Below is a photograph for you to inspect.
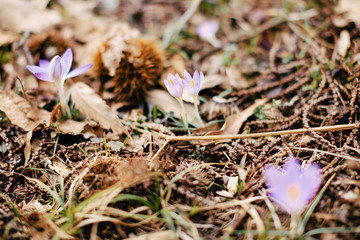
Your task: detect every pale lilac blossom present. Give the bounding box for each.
[26,48,93,117]
[26,48,93,85]
[183,70,204,127]
[164,73,184,99]
[196,20,221,48]
[164,73,188,128]
[196,20,219,39]
[264,157,322,214]
[183,70,203,97]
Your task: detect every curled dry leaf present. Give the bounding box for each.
[204,99,268,144]
[0,90,50,131]
[70,82,130,136]
[56,119,88,135]
[296,135,315,147]
[24,131,33,165]
[52,159,71,177]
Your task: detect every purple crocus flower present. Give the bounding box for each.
[264,157,322,214]
[164,73,184,99]
[26,48,93,85]
[183,70,203,97]
[26,48,93,117]
[196,20,219,40]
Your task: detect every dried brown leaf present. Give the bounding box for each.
[52,160,71,176]
[296,135,315,147]
[24,131,33,164]
[56,119,88,135]
[0,90,50,131]
[70,82,129,136]
[203,99,267,144]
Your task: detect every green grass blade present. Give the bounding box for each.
[0,192,20,217]
[111,193,155,210]
[303,227,360,237]
[298,173,336,235]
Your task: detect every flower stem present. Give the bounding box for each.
[177,98,189,130]
[58,85,71,117]
[208,36,222,48]
[193,97,204,128]
[290,213,300,238]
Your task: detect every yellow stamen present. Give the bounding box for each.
[169,79,174,85]
[191,79,195,87]
[288,184,299,200]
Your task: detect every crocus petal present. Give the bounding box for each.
[35,72,53,82]
[200,72,204,88]
[184,70,192,82]
[197,20,219,39]
[39,59,50,69]
[164,80,177,97]
[164,73,183,98]
[66,63,93,79]
[26,65,46,75]
[167,73,175,80]
[175,73,183,83]
[61,48,73,75]
[193,70,202,93]
[60,57,71,80]
[264,157,322,215]
[299,164,322,202]
[264,165,284,188]
[193,70,200,82]
[49,56,63,82]
[283,157,302,183]
[182,70,204,97]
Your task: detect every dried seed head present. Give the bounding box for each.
[93,38,164,102]
[78,156,149,199]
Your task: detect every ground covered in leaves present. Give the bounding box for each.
[0,0,360,239]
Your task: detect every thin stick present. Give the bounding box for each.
[150,140,170,162]
[290,147,360,162]
[16,76,28,101]
[156,123,356,142]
